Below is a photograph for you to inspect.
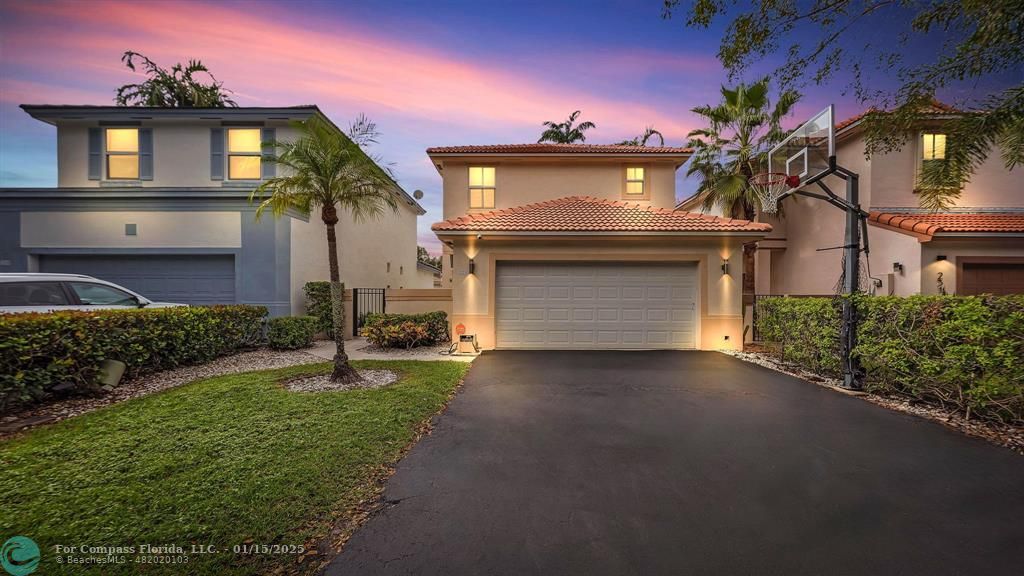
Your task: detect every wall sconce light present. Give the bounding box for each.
[721,258,730,275]
[892,262,904,274]
[468,259,475,275]
[936,255,947,261]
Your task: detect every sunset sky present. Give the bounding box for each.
[0,0,1006,253]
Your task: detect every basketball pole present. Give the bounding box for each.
[778,161,867,390]
[838,168,865,390]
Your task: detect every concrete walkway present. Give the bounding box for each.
[308,337,476,363]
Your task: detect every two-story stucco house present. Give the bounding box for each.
[0,104,429,316]
[752,103,1024,299]
[427,143,771,351]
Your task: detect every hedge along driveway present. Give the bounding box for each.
[756,295,1024,423]
[0,360,469,575]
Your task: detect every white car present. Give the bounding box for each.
[0,273,187,313]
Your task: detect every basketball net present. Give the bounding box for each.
[749,172,800,214]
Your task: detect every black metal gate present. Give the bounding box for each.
[352,288,386,336]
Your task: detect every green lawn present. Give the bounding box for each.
[0,360,469,575]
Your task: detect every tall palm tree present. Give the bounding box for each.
[538,110,596,143]
[250,114,399,383]
[685,78,800,302]
[616,126,665,146]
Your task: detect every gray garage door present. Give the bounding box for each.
[495,262,697,349]
[39,254,236,305]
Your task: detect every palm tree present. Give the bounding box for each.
[116,51,236,107]
[250,114,399,383]
[616,126,665,146]
[685,78,800,302]
[538,110,596,143]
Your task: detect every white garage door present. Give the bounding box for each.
[496,262,697,349]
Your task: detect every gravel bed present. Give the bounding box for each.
[284,370,399,393]
[0,348,323,439]
[723,349,1024,455]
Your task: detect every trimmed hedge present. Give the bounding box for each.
[756,295,1024,423]
[361,311,449,349]
[303,281,334,338]
[0,305,267,411]
[267,315,318,350]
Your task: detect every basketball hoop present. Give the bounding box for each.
[749,172,800,213]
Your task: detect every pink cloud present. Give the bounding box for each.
[0,0,700,141]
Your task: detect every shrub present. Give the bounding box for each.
[0,305,267,411]
[267,316,319,350]
[303,281,334,338]
[360,311,449,349]
[756,295,1024,423]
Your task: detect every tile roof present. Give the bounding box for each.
[869,211,1024,238]
[835,100,961,133]
[426,143,693,154]
[432,196,771,233]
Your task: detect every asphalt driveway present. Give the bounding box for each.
[327,351,1024,575]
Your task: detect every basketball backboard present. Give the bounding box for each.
[768,105,835,194]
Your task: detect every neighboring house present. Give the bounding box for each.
[0,105,426,316]
[427,143,771,350]
[417,260,442,288]
[759,102,1024,298]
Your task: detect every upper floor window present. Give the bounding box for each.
[921,133,946,162]
[625,167,645,195]
[106,128,139,179]
[227,128,262,180]
[469,166,495,209]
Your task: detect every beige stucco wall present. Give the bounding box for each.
[853,133,1022,209]
[415,267,439,288]
[921,239,1024,295]
[56,121,300,188]
[21,211,241,248]
[438,159,680,218]
[289,200,422,315]
[441,236,748,351]
[864,226,923,296]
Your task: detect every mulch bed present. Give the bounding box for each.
[723,349,1024,455]
[284,370,399,393]
[0,348,323,439]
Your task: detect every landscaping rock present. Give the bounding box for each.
[0,348,323,439]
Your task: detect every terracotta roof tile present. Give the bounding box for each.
[869,211,1024,238]
[432,196,772,233]
[426,143,693,154]
[835,100,961,133]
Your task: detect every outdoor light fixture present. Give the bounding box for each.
[936,255,948,261]
[721,258,730,275]
[892,262,904,274]
[468,259,475,275]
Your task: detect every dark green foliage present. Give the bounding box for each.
[755,296,843,376]
[664,0,1024,208]
[538,110,596,144]
[303,281,334,337]
[267,316,319,350]
[361,311,449,349]
[757,295,1024,423]
[0,305,266,411]
[417,246,441,269]
[115,51,237,107]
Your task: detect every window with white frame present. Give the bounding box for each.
[227,128,262,180]
[625,167,645,195]
[469,166,495,209]
[106,128,139,179]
